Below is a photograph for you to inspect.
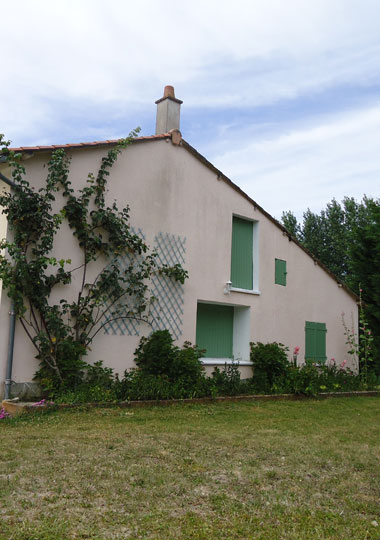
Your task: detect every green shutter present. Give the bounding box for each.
[315,323,327,364]
[305,321,327,364]
[305,321,316,362]
[275,258,287,286]
[230,217,253,290]
[196,303,233,358]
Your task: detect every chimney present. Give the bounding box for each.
[155,85,183,135]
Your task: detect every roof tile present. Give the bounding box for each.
[9,133,171,153]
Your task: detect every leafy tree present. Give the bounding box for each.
[250,342,290,392]
[0,132,188,392]
[350,199,380,364]
[282,198,368,282]
[301,208,325,262]
[281,196,380,372]
[281,210,301,241]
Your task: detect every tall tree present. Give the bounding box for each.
[281,196,380,373]
[350,198,380,359]
[281,210,301,241]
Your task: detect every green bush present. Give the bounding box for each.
[52,331,378,403]
[249,342,367,395]
[365,370,380,389]
[133,330,205,386]
[211,363,244,396]
[117,369,212,401]
[34,338,88,395]
[53,361,119,403]
[85,361,116,389]
[279,364,322,395]
[250,342,290,392]
[112,330,208,400]
[134,330,177,377]
[54,385,118,405]
[272,362,365,396]
[168,341,205,383]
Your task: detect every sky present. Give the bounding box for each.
[2,0,380,222]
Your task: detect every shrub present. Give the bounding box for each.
[52,331,378,404]
[54,385,118,405]
[168,341,205,383]
[52,331,207,403]
[84,361,116,389]
[53,361,119,403]
[273,362,365,396]
[133,330,205,385]
[250,342,290,392]
[117,369,211,401]
[211,363,243,396]
[282,364,322,396]
[365,370,380,389]
[110,330,208,401]
[134,330,177,377]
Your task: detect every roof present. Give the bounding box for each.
[4,130,359,301]
[7,133,171,153]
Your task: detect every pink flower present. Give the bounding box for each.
[340,360,347,369]
[31,399,54,407]
[31,399,46,407]
[0,407,10,419]
[330,358,335,364]
[293,346,300,355]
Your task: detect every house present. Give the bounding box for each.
[0,86,359,398]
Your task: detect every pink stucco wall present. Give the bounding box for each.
[0,138,359,392]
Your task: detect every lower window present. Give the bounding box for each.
[305,321,327,364]
[196,303,233,358]
[195,302,250,363]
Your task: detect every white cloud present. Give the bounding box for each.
[2,0,380,110]
[1,0,380,217]
[212,103,380,220]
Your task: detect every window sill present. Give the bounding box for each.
[202,358,253,366]
[230,287,260,295]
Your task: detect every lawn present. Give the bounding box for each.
[0,397,379,540]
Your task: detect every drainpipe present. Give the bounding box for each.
[4,304,16,399]
[0,170,17,399]
[0,171,17,189]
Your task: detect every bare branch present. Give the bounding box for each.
[85,315,152,346]
[19,318,40,353]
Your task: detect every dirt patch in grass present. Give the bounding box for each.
[0,397,379,539]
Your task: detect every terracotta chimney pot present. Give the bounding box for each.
[163,85,175,99]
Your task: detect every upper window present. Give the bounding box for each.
[275,258,287,286]
[305,321,327,364]
[230,216,253,290]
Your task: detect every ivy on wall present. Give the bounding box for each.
[0,132,188,392]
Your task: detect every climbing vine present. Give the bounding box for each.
[0,131,188,392]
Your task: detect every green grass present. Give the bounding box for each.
[1,397,380,539]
